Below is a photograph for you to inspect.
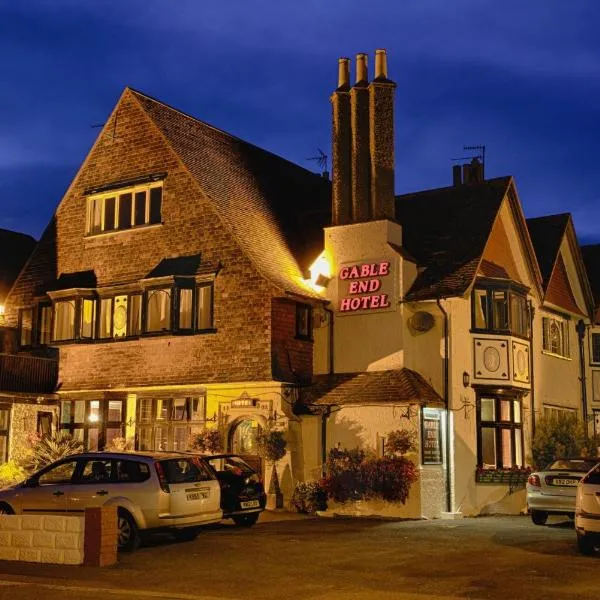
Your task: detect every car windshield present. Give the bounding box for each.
[546,459,597,472]
[207,456,254,475]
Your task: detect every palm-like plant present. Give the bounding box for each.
[20,431,83,473]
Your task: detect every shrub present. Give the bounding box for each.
[385,430,416,456]
[19,431,83,473]
[106,437,130,451]
[532,413,600,469]
[291,481,328,514]
[190,429,223,454]
[321,447,419,505]
[0,461,27,489]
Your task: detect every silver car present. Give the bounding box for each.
[575,463,600,555]
[0,451,222,551]
[526,458,599,525]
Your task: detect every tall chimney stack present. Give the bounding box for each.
[350,53,371,222]
[369,48,396,220]
[331,58,352,225]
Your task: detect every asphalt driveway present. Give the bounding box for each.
[0,513,596,600]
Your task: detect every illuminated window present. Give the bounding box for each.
[85,183,162,235]
[477,395,523,470]
[53,300,76,341]
[19,307,33,347]
[146,288,172,332]
[542,316,570,358]
[591,333,600,364]
[196,284,213,331]
[80,298,97,340]
[179,288,193,330]
[38,304,52,345]
[59,399,124,450]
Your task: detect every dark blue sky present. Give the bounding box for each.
[1,1,599,243]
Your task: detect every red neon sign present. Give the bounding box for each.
[338,261,391,312]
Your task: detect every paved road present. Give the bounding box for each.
[0,514,596,600]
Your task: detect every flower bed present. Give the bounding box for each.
[475,468,530,487]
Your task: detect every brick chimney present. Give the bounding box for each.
[331,58,352,225]
[350,53,371,222]
[369,49,396,220]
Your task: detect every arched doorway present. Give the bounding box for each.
[229,417,263,454]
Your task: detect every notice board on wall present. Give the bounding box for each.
[421,408,442,465]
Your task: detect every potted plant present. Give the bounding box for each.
[257,428,287,509]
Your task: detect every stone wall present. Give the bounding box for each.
[0,515,84,564]
[9,402,59,463]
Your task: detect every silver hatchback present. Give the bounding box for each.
[526,458,599,525]
[0,451,222,550]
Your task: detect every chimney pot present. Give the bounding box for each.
[338,58,350,89]
[375,49,388,79]
[452,165,462,186]
[356,53,368,84]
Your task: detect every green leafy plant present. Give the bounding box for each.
[19,431,83,473]
[256,429,287,463]
[531,413,600,469]
[190,429,223,454]
[0,461,27,489]
[291,481,328,514]
[106,436,131,451]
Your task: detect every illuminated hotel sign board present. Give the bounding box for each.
[337,260,395,314]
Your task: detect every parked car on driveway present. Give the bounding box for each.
[526,458,599,525]
[205,454,266,526]
[0,451,222,551]
[575,462,600,555]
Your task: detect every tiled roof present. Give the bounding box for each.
[526,214,570,289]
[395,177,512,300]
[302,368,443,407]
[478,259,510,279]
[0,228,36,302]
[129,89,331,298]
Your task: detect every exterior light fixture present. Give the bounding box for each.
[308,252,332,291]
[0,304,4,324]
[315,273,331,288]
[462,371,470,388]
[89,414,100,423]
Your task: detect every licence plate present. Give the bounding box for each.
[187,491,209,501]
[241,500,260,509]
[551,479,578,487]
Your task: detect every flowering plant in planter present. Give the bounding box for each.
[190,429,223,454]
[291,481,328,514]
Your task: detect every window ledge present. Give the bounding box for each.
[84,223,163,240]
[541,350,571,361]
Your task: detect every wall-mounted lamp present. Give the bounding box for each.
[0,304,5,325]
[315,273,331,288]
[462,371,470,388]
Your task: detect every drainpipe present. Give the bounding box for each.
[436,298,452,513]
[576,319,589,437]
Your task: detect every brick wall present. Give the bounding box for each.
[271,298,313,384]
[5,90,304,389]
[0,515,84,564]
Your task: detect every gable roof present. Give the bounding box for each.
[0,228,36,302]
[128,89,331,298]
[526,214,570,289]
[302,368,443,407]
[395,177,512,300]
[581,244,600,318]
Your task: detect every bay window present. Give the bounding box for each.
[477,395,523,470]
[542,316,570,358]
[53,300,76,341]
[60,399,124,450]
[472,283,529,338]
[146,288,172,332]
[80,298,97,340]
[19,308,33,347]
[38,304,52,345]
[196,283,213,331]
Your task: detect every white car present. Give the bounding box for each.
[575,462,600,555]
[0,451,222,551]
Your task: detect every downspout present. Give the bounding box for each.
[576,319,589,437]
[436,298,452,513]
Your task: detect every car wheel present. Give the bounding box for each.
[173,527,200,542]
[233,513,259,527]
[0,503,14,515]
[577,533,597,556]
[118,509,140,552]
[530,510,548,525]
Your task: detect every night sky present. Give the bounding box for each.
[1,1,599,244]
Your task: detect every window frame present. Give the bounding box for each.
[0,403,11,464]
[145,285,174,334]
[18,307,34,348]
[85,182,163,237]
[542,314,571,359]
[195,282,214,333]
[52,297,78,342]
[590,332,600,365]
[476,393,524,471]
[470,281,530,339]
[295,303,313,341]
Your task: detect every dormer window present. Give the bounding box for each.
[86,182,162,236]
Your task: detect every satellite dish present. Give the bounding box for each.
[410,311,435,333]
